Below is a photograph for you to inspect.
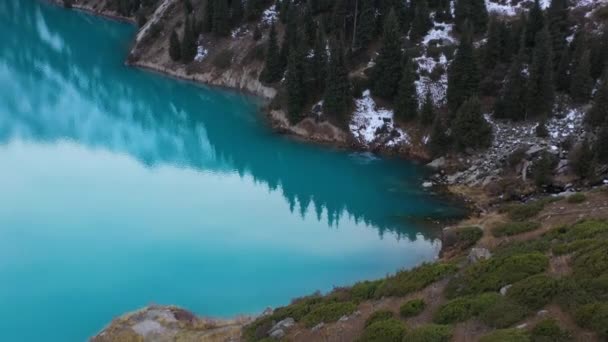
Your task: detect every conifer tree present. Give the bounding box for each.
[453,97,492,150]
[323,42,351,121]
[526,26,554,119]
[547,0,569,66]
[212,0,230,36]
[371,9,403,100]
[595,121,608,164]
[395,57,418,122]
[169,29,182,62]
[286,45,306,124]
[454,0,488,33]
[555,45,571,91]
[410,0,432,42]
[494,51,527,120]
[590,29,608,80]
[429,117,451,156]
[231,0,244,26]
[586,73,608,127]
[483,17,502,71]
[534,151,556,187]
[525,0,545,51]
[310,30,328,90]
[570,50,593,103]
[259,22,283,83]
[447,28,479,115]
[181,15,197,63]
[356,0,375,49]
[570,139,594,179]
[420,90,436,126]
[332,0,348,37]
[304,6,316,47]
[280,5,298,69]
[203,0,214,32]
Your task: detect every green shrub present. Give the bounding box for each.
[544,220,608,242]
[506,201,546,221]
[492,221,541,237]
[375,263,458,298]
[567,193,587,204]
[530,319,572,342]
[507,275,559,310]
[364,310,395,328]
[451,226,483,249]
[574,302,608,338]
[358,318,407,342]
[272,294,323,321]
[446,253,549,298]
[479,329,531,342]
[552,239,594,255]
[301,301,356,327]
[351,280,382,302]
[493,239,551,259]
[405,324,452,342]
[212,49,234,69]
[572,240,608,279]
[400,299,426,318]
[242,315,274,342]
[433,293,501,324]
[480,297,530,328]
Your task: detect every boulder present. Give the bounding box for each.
[311,323,324,332]
[500,284,512,296]
[268,317,295,336]
[468,247,492,264]
[269,329,285,339]
[427,157,446,169]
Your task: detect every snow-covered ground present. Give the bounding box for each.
[194,44,208,62]
[262,5,278,25]
[349,90,409,147]
[486,0,607,16]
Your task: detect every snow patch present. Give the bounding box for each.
[422,23,455,45]
[262,5,278,25]
[194,44,208,62]
[350,90,410,147]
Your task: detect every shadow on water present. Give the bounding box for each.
[0,0,465,242]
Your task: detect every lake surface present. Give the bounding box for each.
[0,1,462,341]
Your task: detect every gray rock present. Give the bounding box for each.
[468,247,492,264]
[270,329,285,339]
[516,323,528,329]
[526,145,544,157]
[427,157,446,169]
[422,181,433,188]
[269,317,295,335]
[500,284,512,296]
[537,309,549,316]
[311,322,324,332]
[339,315,349,322]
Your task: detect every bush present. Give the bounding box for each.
[480,297,529,328]
[351,280,382,302]
[272,294,323,321]
[444,226,483,250]
[530,319,572,342]
[574,302,608,338]
[506,201,546,221]
[405,324,452,342]
[507,275,559,310]
[212,49,234,69]
[364,310,395,328]
[492,221,541,237]
[400,299,426,318]
[358,318,407,342]
[567,193,587,204]
[301,301,357,327]
[375,263,458,298]
[446,253,549,298]
[493,239,551,259]
[433,293,501,324]
[479,329,531,342]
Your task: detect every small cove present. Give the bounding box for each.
[0,1,464,340]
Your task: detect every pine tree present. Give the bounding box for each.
[494,51,527,120]
[420,90,436,126]
[332,0,348,37]
[595,121,608,164]
[304,6,316,47]
[395,57,418,122]
[371,9,403,100]
[454,0,488,33]
[453,97,492,150]
[547,0,569,66]
[259,22,283,83]
[310,30,328,90]
[534,151,556,187]
[280,5,298,69]
[181,15,197,63]
[586,73,608,127]
[231,0,244,27]
[356,0,375,48]
[429,117,451,156]
[590,28,608,80]
[286,45,306,124]
[203,0,214,32]
[483,17,502,71]
[410,0,432,42]
[555,45,571,91]
[570,50,593,103]
[525,0,545,51]
[169,29,182,61]
[323,42,351,121]
[447,28,479,115]
[212,0,230,36]
[570,139,594,179]
[526,26,554,119]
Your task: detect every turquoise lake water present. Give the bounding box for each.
[0,1,463,340]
